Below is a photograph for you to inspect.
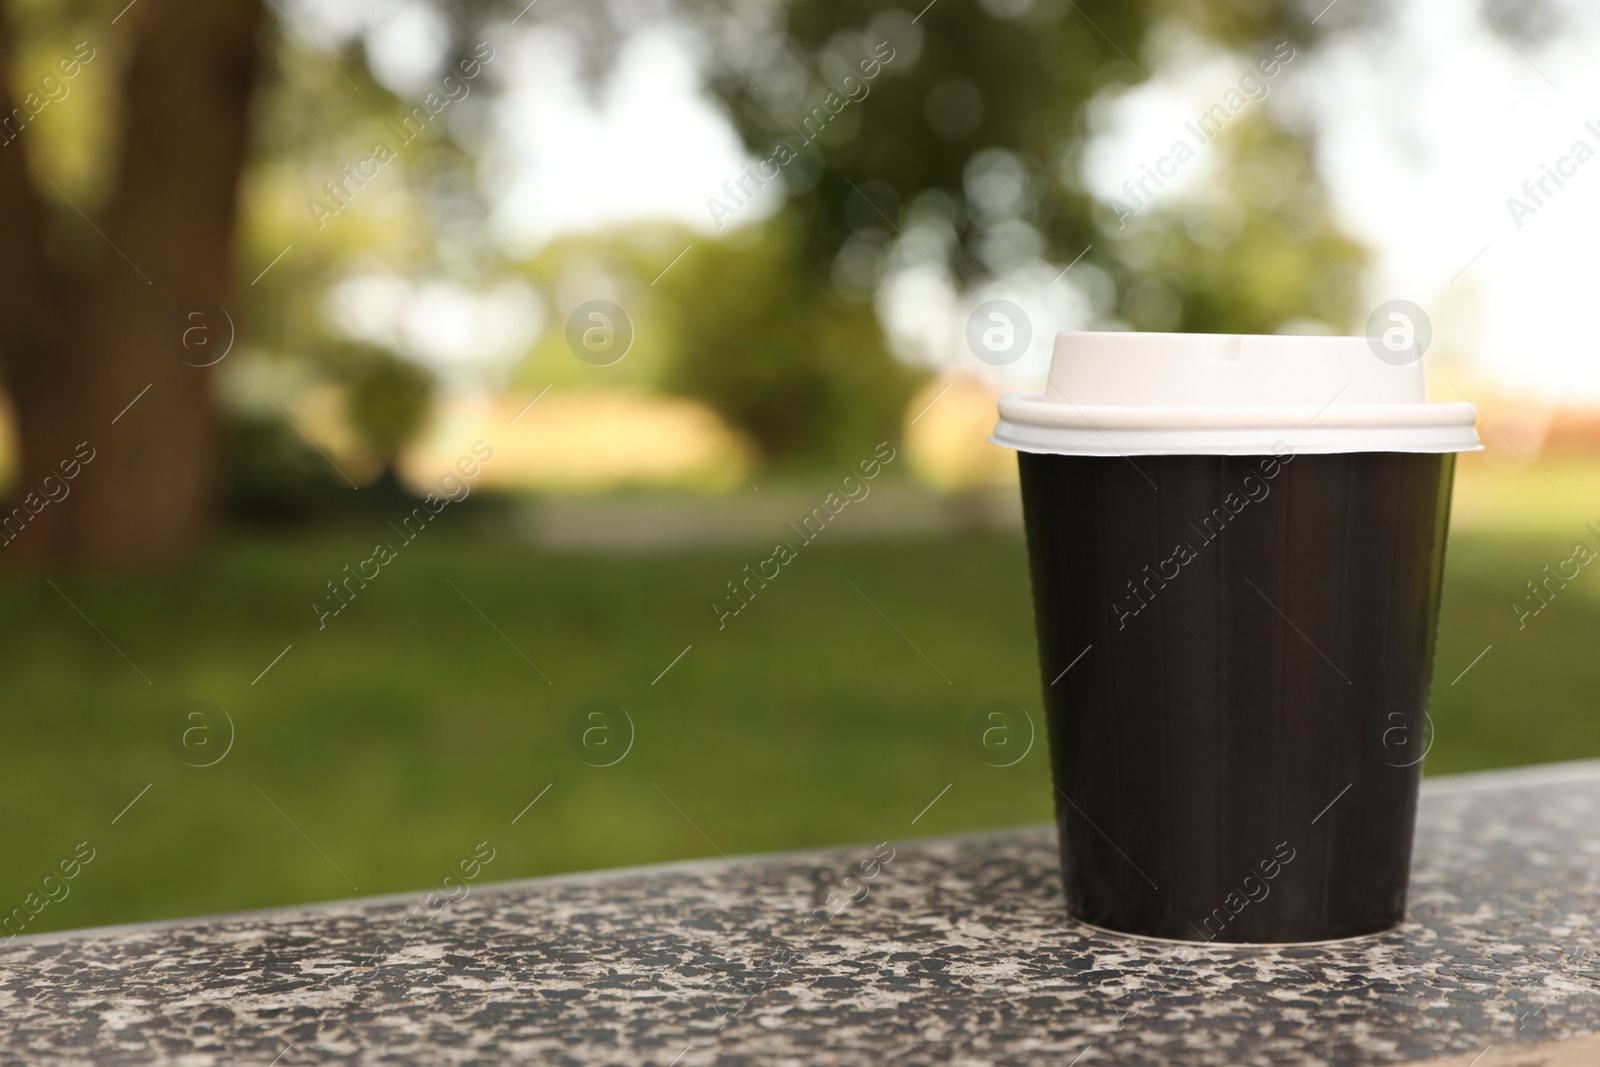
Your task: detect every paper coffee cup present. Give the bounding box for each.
[994,331,1479,943]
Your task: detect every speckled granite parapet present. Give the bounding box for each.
[4,763,1600,1066]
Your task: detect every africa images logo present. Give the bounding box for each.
[1110,443,1295,630]
[711,442,897,629]
[705,40,896,230]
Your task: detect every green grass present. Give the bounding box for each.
[1428,526,1600,772]
[1,501,1598,937]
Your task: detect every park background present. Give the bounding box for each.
[2,0,1599,935]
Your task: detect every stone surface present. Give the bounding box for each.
[3,762,1599,1065]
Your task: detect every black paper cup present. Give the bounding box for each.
[1019,449,1456,942]
[992,332,1479,943]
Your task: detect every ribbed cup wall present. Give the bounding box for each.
[1018,450,1455,943]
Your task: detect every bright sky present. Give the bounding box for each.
[1080,0,1600,402]
[489,26,780,247]
[337,0,1600,401]
[1307,0,1600,401]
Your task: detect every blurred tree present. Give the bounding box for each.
[657,212,919,466]
[335,343,435,480]
[509,218,917,468]
[0,0,265,568]
[1122,113,1364,334]
[701,0,1367,334]
[0,0,1534,565]
[221,415,346,525]
[0,0,650,568]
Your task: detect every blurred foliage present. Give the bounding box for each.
[221,414,348,524]
[1114,114,1366,333]
[332,344,435,465]
[4,0,1383,485]
[712,0,1139,281]
[516,227,682,393]
[3,0,129,209]
[656,213,921,465]
[703,0,1368,332]
[217,0,1377,476]
[0,0,1447,488]
[1476,0,1565,46]
[220,342,434,521]
[514,218,920,469]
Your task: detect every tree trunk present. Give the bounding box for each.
[0,0,264,569]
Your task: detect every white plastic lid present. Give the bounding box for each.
[991,331,1481,456]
